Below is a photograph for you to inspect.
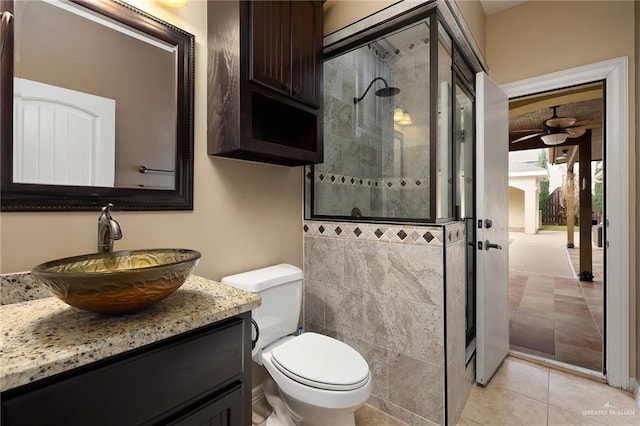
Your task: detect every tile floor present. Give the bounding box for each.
[252,399,407,426]
[460,356,639,426]
[355,404,410,426]
[253,357,639,425]
[509,270,603,371]
[509,239,604,372]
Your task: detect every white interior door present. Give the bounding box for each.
[475,72,509,385]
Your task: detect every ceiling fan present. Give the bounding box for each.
[511,106,599,146]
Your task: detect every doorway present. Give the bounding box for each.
[506,84,605,372]
[507,84,604,372]
[500,58,630,388]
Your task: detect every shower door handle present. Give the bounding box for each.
[485,240,502,250]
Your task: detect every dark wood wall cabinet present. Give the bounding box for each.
[208,1,323,166]
[1,314,252,426]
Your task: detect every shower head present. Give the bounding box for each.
[353,77,400,104]
[375,86,401,97]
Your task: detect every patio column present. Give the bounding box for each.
[566,167,575,248]
[578,139,593,281]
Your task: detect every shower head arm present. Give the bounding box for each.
[353,77,390,105]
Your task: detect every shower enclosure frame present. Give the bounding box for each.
[308,5,478,226]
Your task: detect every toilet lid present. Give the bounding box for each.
[269,332,370,391]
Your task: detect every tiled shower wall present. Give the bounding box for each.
[303,220,473,425]
[319,35,431,219]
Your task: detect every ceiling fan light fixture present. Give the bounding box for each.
[541,132,568,146]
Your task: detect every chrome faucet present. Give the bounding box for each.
[97,203,122,253]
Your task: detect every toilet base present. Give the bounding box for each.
[263,377,298,426]
[265,415,297,426]
[283,394,358,426]
[265,410,356,426]
[262,376,359,426]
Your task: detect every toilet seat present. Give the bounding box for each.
[269,332,370,391]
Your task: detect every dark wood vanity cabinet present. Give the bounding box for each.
[1,314,252,426]
[208,0,323,166]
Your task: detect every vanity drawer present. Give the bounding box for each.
[2,317,248,426]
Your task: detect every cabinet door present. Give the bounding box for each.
[291,1,322,107]
[168,385,244,426]
[249,1,291,95]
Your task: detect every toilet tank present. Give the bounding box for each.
[221,264,302,349]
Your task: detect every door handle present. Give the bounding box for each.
[485,240,502,250]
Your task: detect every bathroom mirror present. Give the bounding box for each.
[0,0,195,211]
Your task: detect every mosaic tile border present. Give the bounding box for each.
[306,170,427,189]
[304,220,457,246]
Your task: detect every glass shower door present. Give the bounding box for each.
[454,80,476,352]
[315,19,432,222]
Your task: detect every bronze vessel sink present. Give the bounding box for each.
[32,249,201,314]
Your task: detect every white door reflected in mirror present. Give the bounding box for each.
[13,78,116,187]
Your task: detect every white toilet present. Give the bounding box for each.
[221,264,372,426]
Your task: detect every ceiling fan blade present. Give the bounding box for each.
[569,118,602,128]
[511,128,544,133]
[545,117,577,128]
[511,132,545,143]
[566,127,586,138]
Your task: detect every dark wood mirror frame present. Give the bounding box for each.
[0,0,195,211]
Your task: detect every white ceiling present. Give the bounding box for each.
[480,0,528,16]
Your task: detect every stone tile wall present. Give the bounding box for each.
[304,220,471,425]
[444,221,475,424]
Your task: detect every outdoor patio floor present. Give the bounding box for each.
[508,231,604,372]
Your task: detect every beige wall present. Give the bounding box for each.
[324,0,486,51]
[455,0,486,58]
[486,1,635,84]
[635,0,640,387]
[323,0,397,35]
[0,0,304,281]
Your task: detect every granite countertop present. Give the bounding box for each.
[0,275,261,392]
